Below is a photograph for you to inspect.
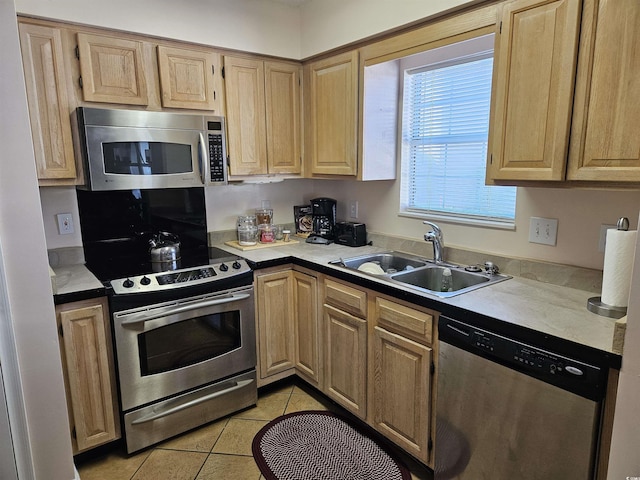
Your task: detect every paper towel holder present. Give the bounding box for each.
[587,216,630,319]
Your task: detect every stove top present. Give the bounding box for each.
[89,246,251,296]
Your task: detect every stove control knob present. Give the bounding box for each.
[123,278,135,288]
[232,261,242,270]
[219,263,229,272]
[140,276,151,286]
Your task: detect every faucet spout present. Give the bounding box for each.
[423,221,444,263]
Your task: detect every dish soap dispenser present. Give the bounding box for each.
[441,267,453,292]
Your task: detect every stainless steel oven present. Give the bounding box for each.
[108,253,257,453]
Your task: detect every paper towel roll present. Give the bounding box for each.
[601,229,637,307]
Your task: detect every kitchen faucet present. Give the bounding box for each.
[423,221,444,263]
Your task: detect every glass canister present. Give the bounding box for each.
[237,215,257,246]
[258,223,275,243]
[255,208,273,225]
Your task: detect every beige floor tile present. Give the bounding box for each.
[196,453,261,480]
[284,391,329,414]
[132,449,207,480]
[76,449,151,480]
[232,391,290,421]
[157,418,228,453]
[211,418,268,456]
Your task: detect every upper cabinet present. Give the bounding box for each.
[488,0,640,184]
[224,55,302,176]
[305,51,359,176]
[488,0,581,181]
[76,33,149,106]
[157,46,220,111]
[567,0,640,181]
[18,23,79,185]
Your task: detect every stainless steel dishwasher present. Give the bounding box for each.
[435,316,607,480]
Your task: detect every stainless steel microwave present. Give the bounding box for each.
[74,107,227,190]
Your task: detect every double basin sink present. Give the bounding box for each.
[330,251,510,298]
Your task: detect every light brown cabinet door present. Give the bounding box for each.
[256,270,296,378]
[224,56,268,175]
[373,326,432,463]
[567,0,640,181]
[307,51,359,176]
[19,23,77,183]
[265,61,302,174]
[77,33,148,105]
[324,304,367,419]
[157,46,219,111]
[487,0,580,181]
[293,271,320,384]
[57,298,119,453]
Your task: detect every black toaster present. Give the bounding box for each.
[335,221,367,247]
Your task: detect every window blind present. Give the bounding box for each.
[402,53,516,222]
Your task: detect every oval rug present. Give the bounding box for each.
[252,410,412,480]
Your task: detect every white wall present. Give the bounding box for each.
[15,0,303,58]
[0,0,75,478]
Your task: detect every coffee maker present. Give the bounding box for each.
[306,197,337,244]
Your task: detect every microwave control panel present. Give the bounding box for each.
[208,133,226,183]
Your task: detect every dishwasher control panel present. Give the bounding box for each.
[440,316,606,400]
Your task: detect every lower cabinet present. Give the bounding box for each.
[292,270,321,386]
[55,297,120,454]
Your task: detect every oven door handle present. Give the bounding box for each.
[130,378,255,425]
[119,293,251,326]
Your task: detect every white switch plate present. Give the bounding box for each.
[599,224,616,252]
[349,200,359,219]
[528,217,558,246]
[56,213,74,235]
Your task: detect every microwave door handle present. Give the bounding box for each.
[198,132,207,184]
[119,293,251,326]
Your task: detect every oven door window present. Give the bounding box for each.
[102,142,193,175]
[138,312,241,376]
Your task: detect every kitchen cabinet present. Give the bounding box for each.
[292,270,321,386]
[18,23,79,185]
[224,55,302,176]
[76,32,150,106]
[157,45,221,111]
[567,0,640,181]
[256,269,296,382]
[371,297,435,464]
[305,50,359,176]
[487,0,581,181]
[55,297,120,454]
[323,278,367,419]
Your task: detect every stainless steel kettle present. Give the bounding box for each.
[149,232,181,272]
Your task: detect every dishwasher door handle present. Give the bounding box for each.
[445,323,471,337]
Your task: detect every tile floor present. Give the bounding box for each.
[76,380,432,480]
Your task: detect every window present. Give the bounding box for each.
[400,35,516,227]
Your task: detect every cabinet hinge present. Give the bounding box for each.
[58,325,64,337]
[490,153,493,165]
[221,66,225,79]
[430,362,435,375]
[213,90,216,100]
[212,65,215,75]
[499,21,503,34]
[75,45,80,59]
[79,76,83,89]
[428,437,433,451]
[226,155,230,167]
[71,427,76,439]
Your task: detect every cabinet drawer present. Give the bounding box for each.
[324,278,367,318]
[375,297,434,345]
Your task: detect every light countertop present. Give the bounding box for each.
[218,240,620,359]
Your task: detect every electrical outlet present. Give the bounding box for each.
[56,213,74,235]
[599,224,616,252]
[528,217,558,246]
[349,201,359,219]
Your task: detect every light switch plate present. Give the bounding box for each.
[528,217,558,246]
[56,213,74,235]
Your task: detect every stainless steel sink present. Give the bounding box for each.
[330,251,510,297]
[334,252,428,274]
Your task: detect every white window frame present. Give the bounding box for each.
[398,34,516,230]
